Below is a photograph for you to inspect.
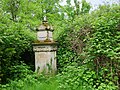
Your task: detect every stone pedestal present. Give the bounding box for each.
[33,42,57,74]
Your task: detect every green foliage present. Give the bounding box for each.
[57,13,92,71]
[89,5,120,58]
[0,11,36,83]
[57,4,120,89]
[8,62,33,81]
[96,82,118,90]
[57,63,118,90]
[57,64,94,90]
[81,0,91,13]
[0,74,59,90]
[59,0,91,21]
[86,4,120,87]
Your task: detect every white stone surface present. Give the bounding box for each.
[37,31,47,41]
[48,31,53,41]
[37,31,53,41]
[33,44,57,74]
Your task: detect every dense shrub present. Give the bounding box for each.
[8,62,33,81]
[57,4,120,89]
[57,64,117,90]
[57,64,94,90]
[57,17,92,71]
[87,4,120,88]
[0,14,36,84]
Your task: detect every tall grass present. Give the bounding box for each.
[22,80,59,90]
[1,77,59,90]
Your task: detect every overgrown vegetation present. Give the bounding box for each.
[0,21,35,83]
[57,4,120,90]
[0,0,120,90]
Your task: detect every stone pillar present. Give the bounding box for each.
[33,42,57,74]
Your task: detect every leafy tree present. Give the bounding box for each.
[58,0,91,21]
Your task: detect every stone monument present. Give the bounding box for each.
[33,20,57,74]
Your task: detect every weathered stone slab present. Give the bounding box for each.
[33,42,57,74]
